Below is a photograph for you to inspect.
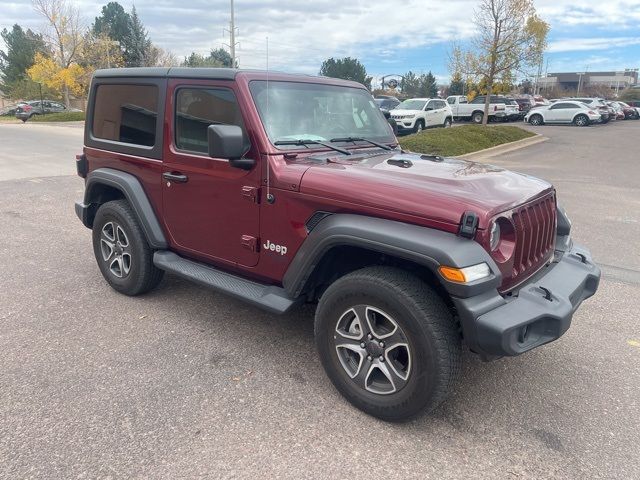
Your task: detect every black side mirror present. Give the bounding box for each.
[207,124,254,170]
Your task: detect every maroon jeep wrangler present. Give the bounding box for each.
[75,67,600,421]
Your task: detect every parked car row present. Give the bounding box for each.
[525,97,639,127]
[373,93,639,134]
[0,100,81,122]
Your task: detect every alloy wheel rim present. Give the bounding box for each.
[333,306,412,395]
[100,221,132,278]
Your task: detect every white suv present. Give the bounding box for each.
[390,98,453,134]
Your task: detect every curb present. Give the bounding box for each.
[458,134,548,160]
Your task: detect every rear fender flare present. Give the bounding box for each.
[81,168,167,249]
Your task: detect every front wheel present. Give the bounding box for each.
[92,199,164,296]
[574,114,589,127]
[529,114,543,126]
[413,119,425,134]
[315,266,461,422]
[443,117,452,128]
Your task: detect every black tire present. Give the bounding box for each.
[443,117,452,128]
[529,114,543,126]
[413,119,425,134]
[471,111,483,124]
[92,199,164,296]
[574,114,589,127]
[315,266,461,422]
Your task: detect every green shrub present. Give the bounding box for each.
[398,125,535,157]
[30,111,85,122]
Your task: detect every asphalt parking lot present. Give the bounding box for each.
[1,121,639,479]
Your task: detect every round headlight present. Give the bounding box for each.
[489,221,501,251]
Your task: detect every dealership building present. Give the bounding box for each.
[537,69,638,91]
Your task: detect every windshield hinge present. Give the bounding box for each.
[242,186,260,203]
[459,211,479,239]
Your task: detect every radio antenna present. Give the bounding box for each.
[266,36,274,204]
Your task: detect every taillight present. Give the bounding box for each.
[588,110,597,115]
[24,105,32,111]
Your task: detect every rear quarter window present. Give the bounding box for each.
[92,84,159,147]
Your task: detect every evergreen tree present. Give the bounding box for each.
[319,57,372,89]
[419,71,438,97]
[182,52,223,68]
[449,72,465,95]
[125,6,151,67]
[400,71,420,97]
[92,2,131,45]
[0,24,47,93]
[209,48,234,67]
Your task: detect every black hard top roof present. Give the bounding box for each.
[92,67,363,88]
[93,67,238,80]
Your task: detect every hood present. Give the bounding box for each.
[299,150,553,229]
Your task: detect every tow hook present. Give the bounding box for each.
[538,286,553,301]
[574,252,588,264]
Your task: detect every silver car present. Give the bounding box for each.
[524,101,602,127]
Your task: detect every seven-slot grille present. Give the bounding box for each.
[511,193,557,279]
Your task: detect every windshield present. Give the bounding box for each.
[249,80,395,147]
[395,99,426,111]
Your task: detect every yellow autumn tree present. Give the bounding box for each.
[31,0,84,106]
[28,52,88,98]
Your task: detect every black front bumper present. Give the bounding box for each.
[453,241,600,358]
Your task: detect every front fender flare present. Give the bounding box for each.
[282,214,501,299]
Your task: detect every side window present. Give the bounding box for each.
[425,101,434,110]
[447,97,455,104]
[470,97,484,104]
[175,87,246,154]
[92,84,158,147]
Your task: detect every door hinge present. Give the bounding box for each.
[241,235,258,252]
[242,186,260,203]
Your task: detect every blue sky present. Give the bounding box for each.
[1,0,639,86]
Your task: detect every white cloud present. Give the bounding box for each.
[548,37,640,53]
[1,0,640,74]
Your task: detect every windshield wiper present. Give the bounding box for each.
[274,139,352,155]
[330,137,393,151]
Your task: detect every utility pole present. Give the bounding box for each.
[225,0,240,67]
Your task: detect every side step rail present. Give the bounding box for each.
[153,251,299,314]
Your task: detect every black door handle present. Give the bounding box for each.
[163,172,188,183]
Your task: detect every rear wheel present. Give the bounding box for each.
[574,114,589,127]
[315,266,461,422]
[92,200,164,296]
[413,119,425,134]
[529,114,543,126]
[471,112,483,124]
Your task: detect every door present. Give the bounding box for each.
[547,103,572,123]
[424,100,439,126]
[435,100,447,123]
[162,81,261,267]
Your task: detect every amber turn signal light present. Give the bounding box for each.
[438,263,491,283]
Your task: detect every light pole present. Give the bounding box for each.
[577,72,584,96]
[38,82,44,115]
